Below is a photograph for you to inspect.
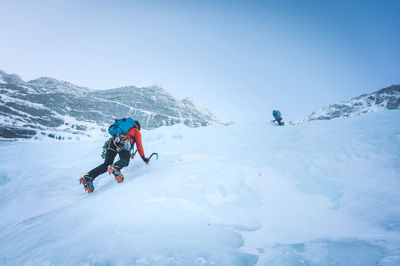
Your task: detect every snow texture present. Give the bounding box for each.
[0,110,399,265]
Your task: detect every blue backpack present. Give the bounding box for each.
[108,118,136,136]
[272,110,281,119]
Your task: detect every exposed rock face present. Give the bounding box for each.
[300,85,400,122]
[0,70,223,140]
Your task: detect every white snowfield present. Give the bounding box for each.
[0,111,399,265]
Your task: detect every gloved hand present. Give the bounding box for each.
[142,157,150,164]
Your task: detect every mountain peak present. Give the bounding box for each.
[27,76,90,94]
[0,69,24,84]
[0,70,223,140]
[298,85,400,123]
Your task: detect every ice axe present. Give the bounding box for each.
[130,149,138,159]
[131,150,158,162]
[149,152,158,161]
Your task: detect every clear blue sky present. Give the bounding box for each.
[1,0,399,122]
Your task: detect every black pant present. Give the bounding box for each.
[87,146,130,180]
[276,117,284,126]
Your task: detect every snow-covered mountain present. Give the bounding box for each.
[0,111,399,265]
[299,85,400,123]
[0,69,224,140]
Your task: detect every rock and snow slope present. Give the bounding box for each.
[0,110,399,265]
[0,69,223,140]
[299,85,400,122]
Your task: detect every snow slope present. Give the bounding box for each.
[0,111,399,265]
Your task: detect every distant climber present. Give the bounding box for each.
[80,118,149,193]
[272,110,285,126]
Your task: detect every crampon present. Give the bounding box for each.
[80,174,94,193]
[108,165,124,183]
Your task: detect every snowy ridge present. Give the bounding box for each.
[0,111,399,265]
[27,77,90,95]
[0,69,224,140]
[0,69,24,85]
[297,85,400,123]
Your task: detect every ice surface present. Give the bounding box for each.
[0,111,399,265]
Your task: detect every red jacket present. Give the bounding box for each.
[126,125,145,158]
